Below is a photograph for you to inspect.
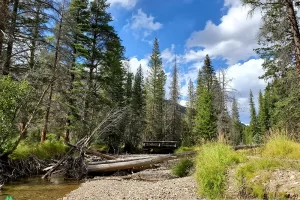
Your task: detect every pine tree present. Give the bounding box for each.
[230,97,242,145]
[167,56,181,141]
[145,38,166,140]
[202,55,215,92]
[258,90,268,136]
[64,0,90,142]
[184,78,196,145]
[249,90,259,143]
[193,87,217,141]
[124,65,146,152]
[193,55,217,141]
[0,0,9,61]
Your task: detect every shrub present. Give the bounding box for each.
[236,159,281,198]
[195,143,244,199]
[175,146,200,153]
[262,135,300,159]
[172,158,194,177]
[10,140,69,160]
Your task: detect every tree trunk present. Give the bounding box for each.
[87,155,176,173]
[41,83,53,143]
[64,60,75,143]
[0,0,9,60]
[3,0,19,75]
[41,3,64,143]
[29,0,41,69]
[285,0,300,81]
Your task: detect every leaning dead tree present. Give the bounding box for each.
[42,107,127,180]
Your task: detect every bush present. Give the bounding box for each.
[262,135,300,159]
[236,159,281,198]
[195,143,244,199]
[172,158,194,177]
[175,146,200,153]
[10,140,69,160]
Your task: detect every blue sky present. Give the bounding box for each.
[107,0,267,124]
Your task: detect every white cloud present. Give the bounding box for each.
[125,9,163,39]
[185,1,262,64]
[227,59,268,123]
[179,100,188,107]
[125,57,149,77]
[161,44,176,64]
[107,0,137,9]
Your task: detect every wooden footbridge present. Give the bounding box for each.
[142,141,179,153]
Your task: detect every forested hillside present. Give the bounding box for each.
[0,0,299,158]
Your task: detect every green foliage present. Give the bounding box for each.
[230,97,242,145]
[90,143,109,152]
[172,158,194,177]
[258,90,268,136]
[0,76,30,153]
[145,38,166,140]
[193,55,218,142]
[249,90,260,143]
[183,78,196,146]
[10,139,69,160]
[262,134,300,159]
[236,159,281,198]
[193,88,217,141]
[175,146,199,153]
[195,143,244,199]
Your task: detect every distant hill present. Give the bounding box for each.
[164,100,187,114]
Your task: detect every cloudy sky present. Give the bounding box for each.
[107,0,267,124]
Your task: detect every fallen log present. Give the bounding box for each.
[87,155,177,173]
[85,149,116,160]
[233,144,261,151]
[88,156,158,165]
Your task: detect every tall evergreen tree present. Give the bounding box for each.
[145,38,166,140]
[193,87,217,141]
[64,0,90,142]
[193,55,217,141]
[184,78,196,145]
[230,97,242,145]
[167,56,181,141]
[258,90,268,136]
[249,90,259,143]
[124,65,145,152]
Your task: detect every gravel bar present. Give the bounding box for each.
[60,176,201,200]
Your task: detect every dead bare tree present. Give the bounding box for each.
[42,107,127,180]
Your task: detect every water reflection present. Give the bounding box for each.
[0,176,80,200]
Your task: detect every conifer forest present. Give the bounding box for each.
[1,0,300,199]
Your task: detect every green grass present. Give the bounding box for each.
[195,143,245,199]
[175,146,200,153]
[90,143,109,152]
[262,135,300,159]
[236,159,282,198]
[10,140,69,160]
[172,158,194,177]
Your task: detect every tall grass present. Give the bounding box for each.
[236,159,281,198]
[262,134,300,159]
[195,143,244,199]
[10,140,69,160]
[172,158,194,177]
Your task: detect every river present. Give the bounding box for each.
[0,176,80,200]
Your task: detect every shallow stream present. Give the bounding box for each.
[0,176,80,200]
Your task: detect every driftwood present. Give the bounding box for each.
[87,155,177,173]
[88,156,158,165]
[233,144,261,151]
[85,149,116,160]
